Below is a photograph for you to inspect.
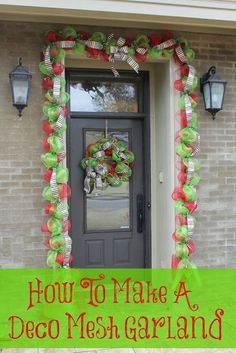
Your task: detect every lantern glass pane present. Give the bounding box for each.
[12,76,29,105]
[211,82,224,109]
[203,83,211,109]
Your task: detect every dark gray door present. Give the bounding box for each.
[67,70,150,268]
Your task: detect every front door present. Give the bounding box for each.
[67,69,150,268]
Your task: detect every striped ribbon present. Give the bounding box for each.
[102,141,112,150]
[109,36,139,77]
[55,40,76,49]
[95,176,103,189]
[136,47,148,55]
[192,134,200,155]
[86,167,96,179]
[175,45,187,63]
[95,164,108,176]
[84,176,92,193]
[85,40,103,50]
[187,215,195,236]
[55,109,65,130]
[50,168,59,199]
[127,56,139,73]
[93,150,105,159]
[84,167,96,193]
[187,215,194,236]
[53,76,61,101]
[119,152,127,160]
[44,46,52,72]
[63,232,72,268]
[58,151,66,163]
[58,201,69,221]
[187,158,195,182]
[185,65,195,91]
[118,164,130,174]
[184,94,193,123]
[107,33,114,41]
[111,176,121,186]
[154,39,176,50]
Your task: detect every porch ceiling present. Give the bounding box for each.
[0,0,236,34]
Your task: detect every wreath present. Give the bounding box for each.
[80,137,135,193]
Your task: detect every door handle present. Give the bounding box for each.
[137,194,144,233]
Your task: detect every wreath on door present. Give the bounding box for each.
[80,136,135,193]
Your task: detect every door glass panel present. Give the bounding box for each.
[85,130,130,232]
[70,80,138,112]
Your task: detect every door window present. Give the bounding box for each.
[70,79,138,112]
[85,130,131,232]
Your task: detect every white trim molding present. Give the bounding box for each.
[1,0,236,32]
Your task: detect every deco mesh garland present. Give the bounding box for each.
[40,26,200,269]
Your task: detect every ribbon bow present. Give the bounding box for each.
[84,164,108,194]
[109,36,139,77]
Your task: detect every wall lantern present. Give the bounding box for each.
[9,57,32,117]
[200,66,227,120]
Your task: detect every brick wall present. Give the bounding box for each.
[0,21,235,268]
[185,32,236,267]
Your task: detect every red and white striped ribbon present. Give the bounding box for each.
[154,39,176,50]
[175,45,187,63]
[44,46,52,72]
[50,168,59,199]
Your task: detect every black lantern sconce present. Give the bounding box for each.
[200,66,227,120]
[9,58,32,117]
